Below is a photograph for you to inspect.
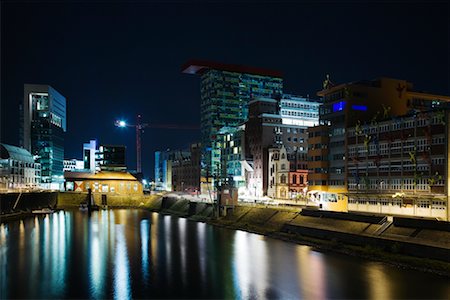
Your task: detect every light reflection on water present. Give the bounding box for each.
[0,209,449,299]
[140,219,150,283]
[178,217,187,289]
[113,224,131,300]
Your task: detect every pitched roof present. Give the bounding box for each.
[64,171,138,181]
[0,144,35,164]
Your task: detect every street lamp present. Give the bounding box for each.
[116,120,127,127]
[115,115,148,174]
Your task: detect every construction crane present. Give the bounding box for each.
[115,114,199,174]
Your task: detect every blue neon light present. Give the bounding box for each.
[351,105,368,111]
[333,101,346,112]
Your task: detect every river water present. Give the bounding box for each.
[0,209,448,299]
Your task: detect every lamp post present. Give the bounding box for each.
[115,114,148,174]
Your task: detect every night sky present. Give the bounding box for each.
[1,1,449,178]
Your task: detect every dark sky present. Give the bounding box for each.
[1,1,449,178]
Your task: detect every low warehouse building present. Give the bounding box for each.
[64,171,142,195]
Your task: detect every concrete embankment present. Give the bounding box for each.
[1,191,164,222]
[0,192,58,222]
[56,191,164,210]
[2,192,449,275]
[157,196,450,275]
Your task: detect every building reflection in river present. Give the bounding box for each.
[140,219,150,283]
[296,246,327,299]
[113,224,131,300]
[365,262,392,300]
[232,230,269,299]
[1,209,449,299]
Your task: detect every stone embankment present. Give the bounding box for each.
[2,192,449,275]
[154,195,450,276]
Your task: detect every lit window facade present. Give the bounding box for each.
[183,61,283,191]
[23,84,66,190]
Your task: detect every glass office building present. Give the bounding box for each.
[182,60,283,189]
[23,84,66,190]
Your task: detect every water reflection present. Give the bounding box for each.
[233,231,272,298]
[296,246,327,300]
[366,262,391,300]
[89,213,106,299]
[1,210,449,299]
[113,224,131,300]
[140,219,149,283]
[0,223,8,298]
[196,222,207,287]
[178,217,187,289]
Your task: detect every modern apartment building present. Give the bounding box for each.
[23,84,66,190]
[182,60,283,191]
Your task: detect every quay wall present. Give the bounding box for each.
[0,192,58,214]
[2,192,449,274]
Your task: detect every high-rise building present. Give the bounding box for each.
[182,60,283,191]
[23,84,66,190]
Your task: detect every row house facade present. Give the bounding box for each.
[171,143,201,193]
[308,76,450,215]
[347,110,449,220]
[267,145,308,199]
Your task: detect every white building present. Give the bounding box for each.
[83,139,97,173]
[0,143,41,190]
[267,145,289,199]
[63,159,84,172]
[280,94,320,127]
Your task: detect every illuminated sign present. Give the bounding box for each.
[332,101,346,112]
[351,105,368,111]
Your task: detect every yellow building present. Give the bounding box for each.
[64,171,143,195]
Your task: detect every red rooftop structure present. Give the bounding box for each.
[181,59,283,78]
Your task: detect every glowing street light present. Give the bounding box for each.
[114,115,148,174]
[116,120,127,127]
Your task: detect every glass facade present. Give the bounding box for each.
[154,151,169,190]
[26,85,66,189]
[199,69,283,184]
[216,126,245,188]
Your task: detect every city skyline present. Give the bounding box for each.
[1,1,448,177]
[1,2,450,298]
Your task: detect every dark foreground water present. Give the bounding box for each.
[0,210,449,299]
